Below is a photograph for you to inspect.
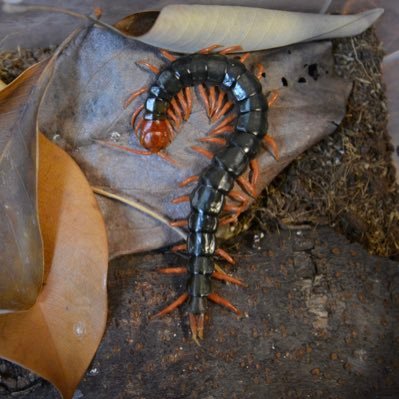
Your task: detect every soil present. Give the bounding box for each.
[0,28,398,398]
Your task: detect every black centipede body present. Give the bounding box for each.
[145,53,268,316]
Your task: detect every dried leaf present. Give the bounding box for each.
[0,1,334,50]
[115,5,383,53]
[0,61,47,311]
[39,25,352,258]
[0,133,108,399]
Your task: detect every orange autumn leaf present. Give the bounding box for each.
[0,133,108,399]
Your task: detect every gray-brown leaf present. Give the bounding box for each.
[0,62,46,311]
[39,25,352,258]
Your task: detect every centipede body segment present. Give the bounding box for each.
[135,50,272,341]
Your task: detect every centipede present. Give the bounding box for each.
[104,44,279,342]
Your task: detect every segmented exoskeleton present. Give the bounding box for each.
[140,49,275,342]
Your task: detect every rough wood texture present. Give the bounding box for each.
[2,227,398,398]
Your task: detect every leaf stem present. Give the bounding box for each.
[92,186,187,240]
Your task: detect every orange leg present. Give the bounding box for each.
[165,119,175,139]
[157,267,245,288]
[239,52,250,63]
[215,248,235,265]
[170,98,184,129]
[179,175,199,187]
[160,49,177,61]
[249,159,259,186]
[208,86,217,118]
[263,135,279,160]
[223,190,249,217]
[157,151,178,166]
[212,271,246,287]
[153,293,189,318]
[172,195,190,204]
[177,90,190,121]
[211,90,226,123]
[136,60,160,74]
[170,244,234,265]
[255,63,266,80]
[220,214,239,226]
[191,146,214,160]
[167,107,180,128]
[208,293,241,316]
[169,219,188,228]
[237,176,257,198]
[185,87,193,120]
[158,267,187,274]
[199,44,222,54]
[131,104,145,132]
[219,45,243,55]
[199,136,227,146]
[208,124,235,137]
[212,100,234,124]
[171,243,187,253]
[123,85,147,108]
[268,90,279,107]
[198,84,211,117]
[94,140,152,156]
[216,112,237,129]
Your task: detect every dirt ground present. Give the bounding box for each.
[0,28,398,398]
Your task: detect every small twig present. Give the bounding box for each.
[351,38,372,81]
[92,186,186,240]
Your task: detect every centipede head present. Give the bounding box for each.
[140,120,171,153]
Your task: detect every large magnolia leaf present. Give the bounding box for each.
[0,133,108,399]
[0,61,47,311]
[0,1,334,50]
[39,25,352,258]
[115,5,382,53]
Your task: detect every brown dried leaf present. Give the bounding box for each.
[114,5,382,53]
[0,133,108,399]
[0,61,47,311]
[39,25,352,258]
